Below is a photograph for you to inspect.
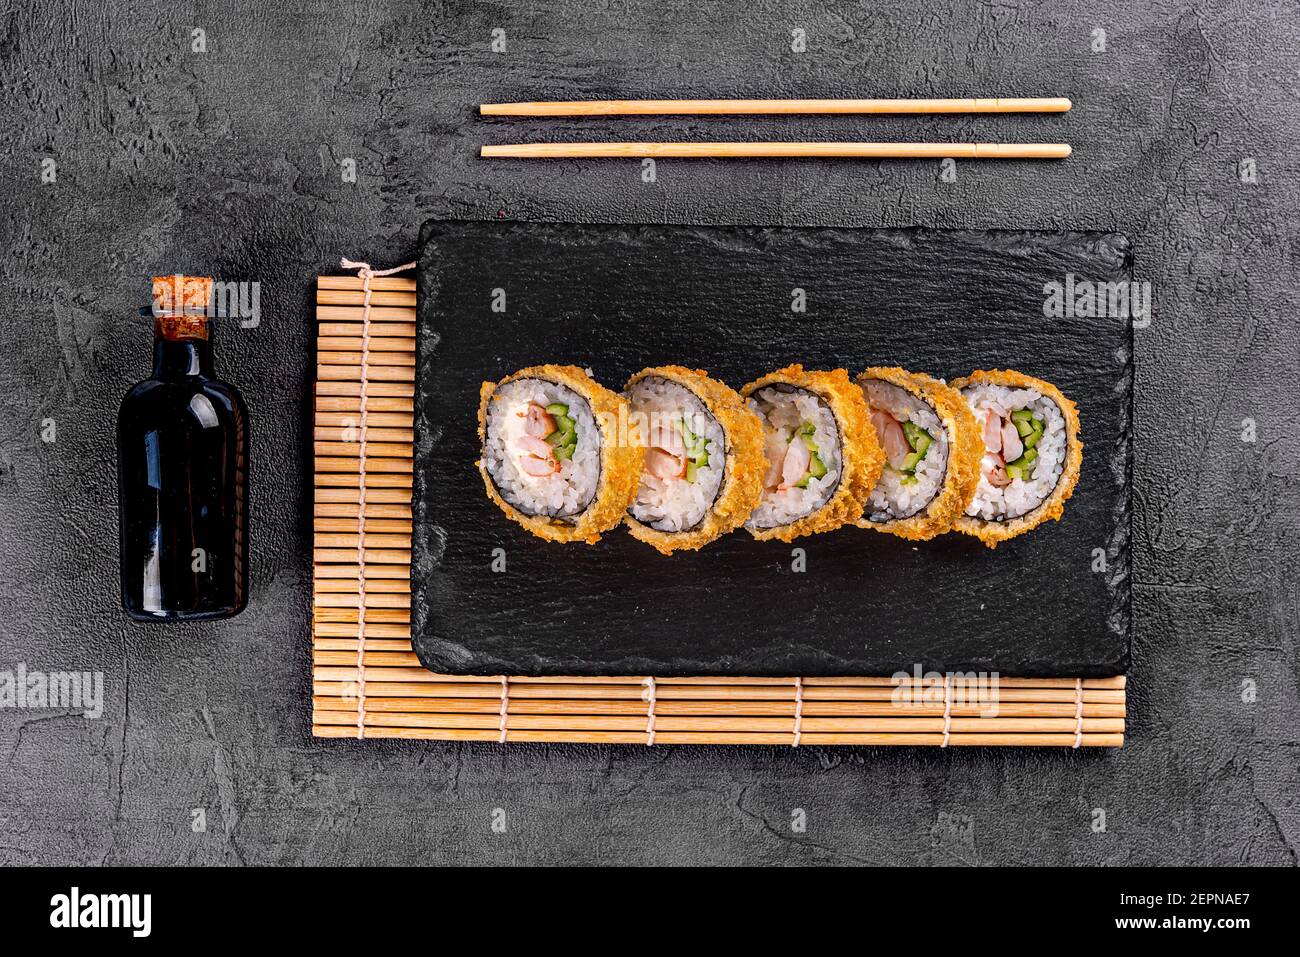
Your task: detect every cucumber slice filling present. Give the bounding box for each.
[542,406,579,463]
[890,420,934,484]
[791,422,828,488]
[902,421,932,453]
[1003,412,1045,478]
[671,415,711,483]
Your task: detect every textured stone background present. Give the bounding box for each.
[1,1,1297,865]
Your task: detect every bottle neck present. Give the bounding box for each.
[152,314,214,379]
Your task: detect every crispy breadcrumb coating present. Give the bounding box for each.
[950,368,1083,548]
[741,365,882,543]
[854,367,983,541]
[622,366,766,555]
[478,365,644,543]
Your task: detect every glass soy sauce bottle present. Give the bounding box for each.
[117,276,249,621]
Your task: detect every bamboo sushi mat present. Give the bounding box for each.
[312,272,1126,747]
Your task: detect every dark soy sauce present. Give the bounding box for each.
[117,299,249,621]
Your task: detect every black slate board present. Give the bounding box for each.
[412,221,1132,678]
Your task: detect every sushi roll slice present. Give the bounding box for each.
[623,366,765,554]
[855,367,983,541]
[478,365,644,543]
[741,365,882,542]
[951,369,1083,547]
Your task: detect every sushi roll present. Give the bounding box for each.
[951,369,1083,547]
[478,365,644,543]
[623,367,765,554]
[855,367,983,541]
[742,365,882,542]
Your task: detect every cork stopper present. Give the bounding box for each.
[151,275,213,315]
[151,275,213,340]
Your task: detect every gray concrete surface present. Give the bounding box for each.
[0,0,1296,865]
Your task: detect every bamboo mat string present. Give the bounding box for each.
[1073,678,1084,749]
[791,676,803,747]
[337,258,416,739]
[642,676,657,745]
[941,675,953,748]
[498,675,510,743]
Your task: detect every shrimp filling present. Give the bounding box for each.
[483,378,601,519]
[861,379,950,521]
[746,386,841,530]
[626,377,725,532]
[962,383,1067,521]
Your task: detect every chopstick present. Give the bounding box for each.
[480,97,1073,161]
[481,97,1072,116]
[482,142,1071,160]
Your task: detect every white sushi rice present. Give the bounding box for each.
[626,377,725,532]
[746,386,842,530]
[483,378,600,519]
[962,383,1067,521]
[862,379,950,521]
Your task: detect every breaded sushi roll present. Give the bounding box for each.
[951,369,1083,547]
[623,366,765,554]
[478,365,644,543]
[741,365,882,542]
[855,367,983,541]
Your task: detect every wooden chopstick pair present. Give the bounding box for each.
[480,97,1073,161]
